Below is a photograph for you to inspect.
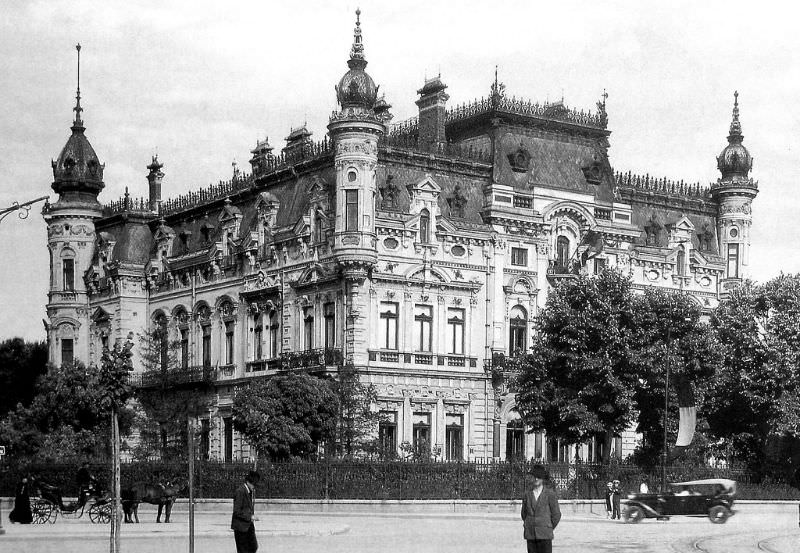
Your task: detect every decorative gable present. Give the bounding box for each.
[406,174,442,216]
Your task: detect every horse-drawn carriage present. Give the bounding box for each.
[30,478,113,524]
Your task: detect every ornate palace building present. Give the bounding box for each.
[43,13,757,462]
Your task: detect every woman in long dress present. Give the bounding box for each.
[9,476,33,524]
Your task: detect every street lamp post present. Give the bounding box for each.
[662,327,671,492]
[0,196,48,225]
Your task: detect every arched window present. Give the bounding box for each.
[509,305,527,356]
[251,312,264,361]
[676,247,686,276]
[61,248,76,292]
[314,213,324,244]
[153,313,169,371]
[268,310,279,358]
[556,236,570,269]
[419,209,430,243]
[303,307,314,350]
[58,324,75,367]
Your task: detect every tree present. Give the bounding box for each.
[133,328,211,459]
[0,338,48,418]
[707,275,800,473]
[232,373,339,460]
[514,269,720,462]
[330,363,381,457]
[0,361,134,460]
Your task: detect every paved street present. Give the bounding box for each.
[1,503,798,553]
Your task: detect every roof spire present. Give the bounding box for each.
[72,43,84,130]
[348,8,367,69]
[728,90,742,142]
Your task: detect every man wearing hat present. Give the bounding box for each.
[231,470,261,553]
[521,464,562,553]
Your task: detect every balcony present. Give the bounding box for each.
[368,350,478,369]
[132,364,217,389]
[546,259,581,284]
[245,358,281,373]
[279,348,343,372]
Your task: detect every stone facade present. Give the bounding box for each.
[43,14,757,463]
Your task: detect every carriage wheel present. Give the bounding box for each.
[89,502,112,524]
[31,498,56,524]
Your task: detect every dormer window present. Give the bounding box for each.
[315,213,325,244]
[676,247,686,276]
[419,209,431,243]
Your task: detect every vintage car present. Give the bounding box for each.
[622,478,736,524]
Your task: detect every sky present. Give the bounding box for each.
[1,0,798,342]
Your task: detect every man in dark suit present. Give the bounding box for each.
[231,470,261,553]
[521,464,562,553]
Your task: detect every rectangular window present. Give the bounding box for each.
[303,307,314,350]
[268,313,279,358]
[253,322,263,360]
[379,302,398,350]
[225,321,235,364]
[594,257,607,274]
[727,243,739,278]
[223,417,233,462]
[446,414,463,461]
[510,247,528,266]
[180,328,189,369]
[345,190,359,231]
[202,325,212,368]
[63,258,75,291]
[200,419,210,461]
[378,411,397,456]
[324,302,336,349]
[61,338,74,367]
[412,412,431,454]
[447,308,465,355]
[506,420,525,461]
[414,305,433,352]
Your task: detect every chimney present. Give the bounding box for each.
[415,75,449,151]
[147,155,164,212]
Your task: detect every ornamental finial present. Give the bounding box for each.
[73,43,84,129]
[728,90,742,142]
[349,8,365,65]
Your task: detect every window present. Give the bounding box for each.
[556,236,570,269]
[509,305,527,355]
[200,419,210,461]
[419,209,430,243]
[315,213,324,243]
[412,412,431,454]
[154,314,168,371]
[223,417,233,462]
[324,302,336,349]
[446,414,463,461]
[180,328,189,369]
[414,305,433,352]
[225,321,235,364]
[676,247,686,276]
[511,247,528,266]
[268,311,279,357]
[62,258,75,291]
[202,325,212,368]
[379,302,398,350]
[303,307,314,350]
[594,257,607,274]
[727,243,739,278]
[378,411,397,455]
[61,338,74,367]
[253,316,263,360]
[506,419,525,461]
[447,308,465,355]
[345,190,359,231]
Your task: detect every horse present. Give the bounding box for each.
[121,480,186,523]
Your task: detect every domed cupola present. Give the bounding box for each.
[51,44,104,201]
[716,91,753,180]
[335,9,379,110]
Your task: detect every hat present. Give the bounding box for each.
[528,464,550,480]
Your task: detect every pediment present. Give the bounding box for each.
[673,216,695,232]
[406,174,442,196]
[91,307,111,323]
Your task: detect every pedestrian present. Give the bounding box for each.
[611,479,622,519]
[639,479,649,494]
[604,481,613,518]
[76,461,96,501]
[231,470,261,553]
[9,475,33,524]
[521,464,561,553]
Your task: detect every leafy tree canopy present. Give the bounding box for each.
[232,373,339,460]
[0,338,48,418]
[707,274,800,468]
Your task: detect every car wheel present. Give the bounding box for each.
[708,505,730,524]
[623,505,644,524]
